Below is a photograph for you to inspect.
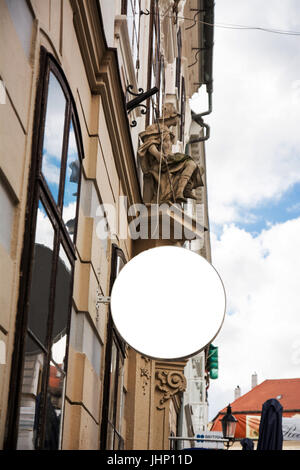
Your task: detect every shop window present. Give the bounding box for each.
[5,49,84,450]
[101,246,126,450]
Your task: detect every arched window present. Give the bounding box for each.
[5,48,84,450]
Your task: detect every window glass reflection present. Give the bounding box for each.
[107,339,126,450]
[27,201,55,346]
[108,342,117,426]
[41,72,66,203]
[44,361,65,450]
[17,334,45,450]
[62,120,80,241]
[116,254,125,276]
[45,244,72,449]
[105,251,126,450]
[116,364,124,436]
[52,244,71,366]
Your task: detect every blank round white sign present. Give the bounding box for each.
[110,246,226,360]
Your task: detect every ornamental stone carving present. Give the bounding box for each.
[95,287,101,323]
[140,356,151,395]
[155,369,187,409]
[137,103,204,204]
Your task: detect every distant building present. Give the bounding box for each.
[211,378,300,450]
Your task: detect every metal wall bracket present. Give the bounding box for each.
[126,85,159,127]
[97,296,111,304]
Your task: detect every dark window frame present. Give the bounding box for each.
[175,28,182,96]
[180,76,186,145]
[4,47,84,450]
[100,244,127,450]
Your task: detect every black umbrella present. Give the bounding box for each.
[257,398,283,450]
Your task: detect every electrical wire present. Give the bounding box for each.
[134,11,300,37]
[204,20,300,36]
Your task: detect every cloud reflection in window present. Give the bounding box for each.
[41,72,66,203]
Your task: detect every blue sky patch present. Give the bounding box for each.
[230,182,300,235]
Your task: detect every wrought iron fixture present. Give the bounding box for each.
[126,85,159,127]
[221,404,238,449]
[185,8,206,31]
[188,47,207,68]
[140,9,150,16]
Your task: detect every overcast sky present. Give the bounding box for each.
[192,0,300,421]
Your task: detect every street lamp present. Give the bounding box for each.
[221,404,238,449]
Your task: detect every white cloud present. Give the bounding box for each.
[35,204,76,257]
[43,112,65,159]
[43,71,79,159]
[208,217,300,420]
[35,207,54,249]
[68,126,78,156]
[191,0,300,225]
[52,335,67,364]
[287,201,300,213]
[42,153,61,185]
[63,201,77,227]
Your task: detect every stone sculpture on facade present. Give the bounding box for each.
[137,103,204,204]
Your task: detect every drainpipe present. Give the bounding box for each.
[188,0,214,144]
[189,90,212,144]
[195,88,212,118]
[189,109,211,143]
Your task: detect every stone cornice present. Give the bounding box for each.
[114,15,138,92]
[70,0,106,86]
[70,0,142,206]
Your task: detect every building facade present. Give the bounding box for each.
[211,378,300,450]
[0,0,214,450]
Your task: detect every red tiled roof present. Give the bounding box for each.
[218,378,300,415]
[211,379,300,438]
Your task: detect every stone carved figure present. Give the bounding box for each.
[137,103,204,204]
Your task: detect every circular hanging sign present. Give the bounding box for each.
[110,246,226,360]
